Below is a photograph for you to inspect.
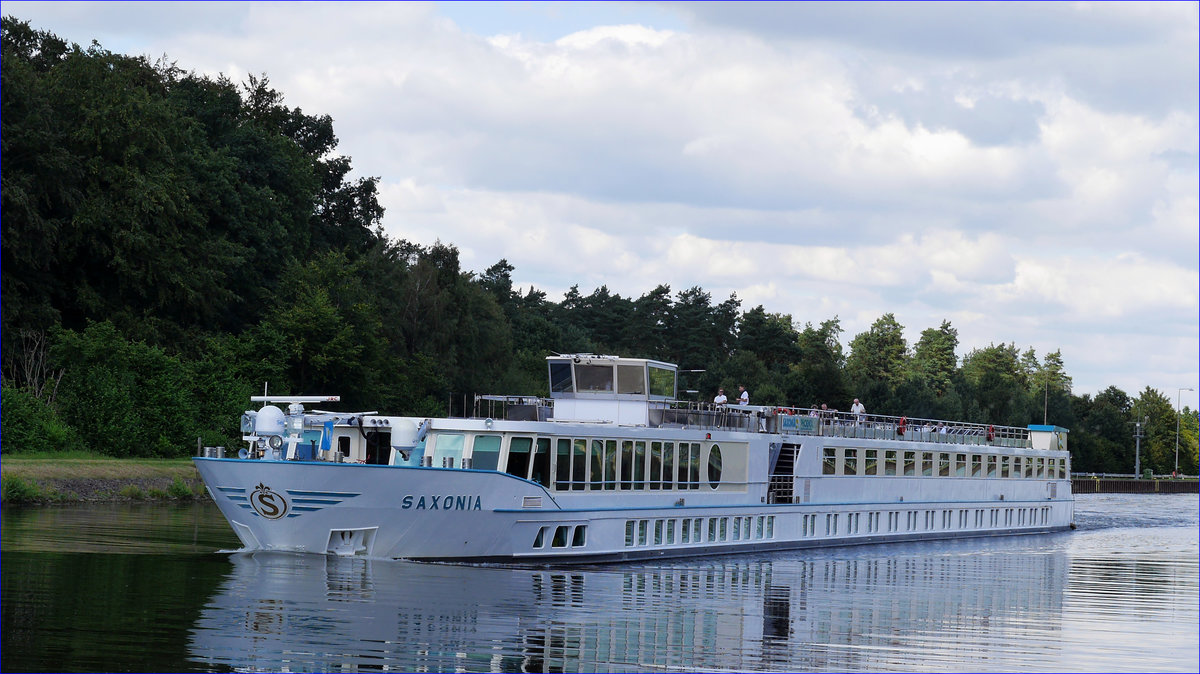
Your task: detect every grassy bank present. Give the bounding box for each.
[1,452,208,504]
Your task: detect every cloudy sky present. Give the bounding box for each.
[7,1,1198,404]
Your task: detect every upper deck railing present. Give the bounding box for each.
[473,395,1034,449]
[649,402,1031,448]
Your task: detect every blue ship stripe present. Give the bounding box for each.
[216,487,246,493]
[291,506,324,511]
[226,496,248,502]
[286,490,360,497]
[290,498,342,505]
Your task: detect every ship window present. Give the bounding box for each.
[431,433,464,469]
[505,436,533,479]
[531,438,552,486]
[338,435,351,457]
[555,439,571,490]
[708,518,717,542]
[662,442,675,490]
[689,443,702,489]
[767,516,775,538]
[864,449,878,475]
[970,454,982,477]
[1025,458,1035,479]
[620,440,633,489]
[575,364,614,392]
[732,517,740,539]
[939,453,951,476]
[903,451,916,476]
[986,455,997,478]
[534,527,546,548]
[590,440,604,490]
[649,442,663,489]
[572,439,587,490]
[638,520,648,545]
[648,365,675,398]
[617,365,646,394]
[955,453,967,477]
[634,441,646,488]
[654,520,663,544]
[823,447,837,475]
[884,450,897,476]
[603,439,618,490]
[572,526,586,547]
[552,526,570,548]
[922,452,934,476]
[625,521,635,546]
[693,519,703,541]
[1001,456,1011,478]
[708,445,723,489]
[471,435,502,471]
[549,361,574,393]
[666,519,675,544]
[682,518,691,543]
[844,448,858,475]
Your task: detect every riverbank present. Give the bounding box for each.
[1,453,207,504]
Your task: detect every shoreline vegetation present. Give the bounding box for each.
[1,452,208,505]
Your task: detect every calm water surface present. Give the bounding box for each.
[2,494,1196,672]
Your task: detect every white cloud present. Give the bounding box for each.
[4,0,1196,400]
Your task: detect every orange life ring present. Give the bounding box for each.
[987,425,995,442]
[897,416,907,436]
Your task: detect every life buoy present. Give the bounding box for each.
[987,425,995,442]
[897,416,907,436]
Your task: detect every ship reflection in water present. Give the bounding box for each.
[188,532,1185,673]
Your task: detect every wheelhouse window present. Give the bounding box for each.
[617,365,646,394]
[648,365,675,399]
[549,362,574,393]
[575,365,614,392]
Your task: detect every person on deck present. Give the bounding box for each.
[713,389,727,405]
[737,385,749,405]
[851,398,866,423]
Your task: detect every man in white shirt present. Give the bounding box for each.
[713,389,727,404]
[851,398,866,422]
[738,385,749,405]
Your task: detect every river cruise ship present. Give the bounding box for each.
[193,354,1074,563]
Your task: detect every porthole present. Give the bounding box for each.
[707,445,723,489]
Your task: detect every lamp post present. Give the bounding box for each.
[1176,387,1194,476]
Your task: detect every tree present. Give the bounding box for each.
[911,320,958,397]
[737,305,799,369]
[960,343,1031,426]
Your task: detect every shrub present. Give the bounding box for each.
[1,473,43,503]
[167,476,193,499]
[119,484,146,500]
[0,387,84,454]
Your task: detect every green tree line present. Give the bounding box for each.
[2,18,1196,474]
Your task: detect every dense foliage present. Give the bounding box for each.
[2,18,1196,474]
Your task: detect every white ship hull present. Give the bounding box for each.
[195,435,1073,563]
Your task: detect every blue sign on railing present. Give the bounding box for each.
[780,415,818,433]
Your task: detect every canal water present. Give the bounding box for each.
[2,494,1196,672]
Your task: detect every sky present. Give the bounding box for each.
[6,1,1198,406]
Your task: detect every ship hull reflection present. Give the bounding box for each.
[189,538,1070,672]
